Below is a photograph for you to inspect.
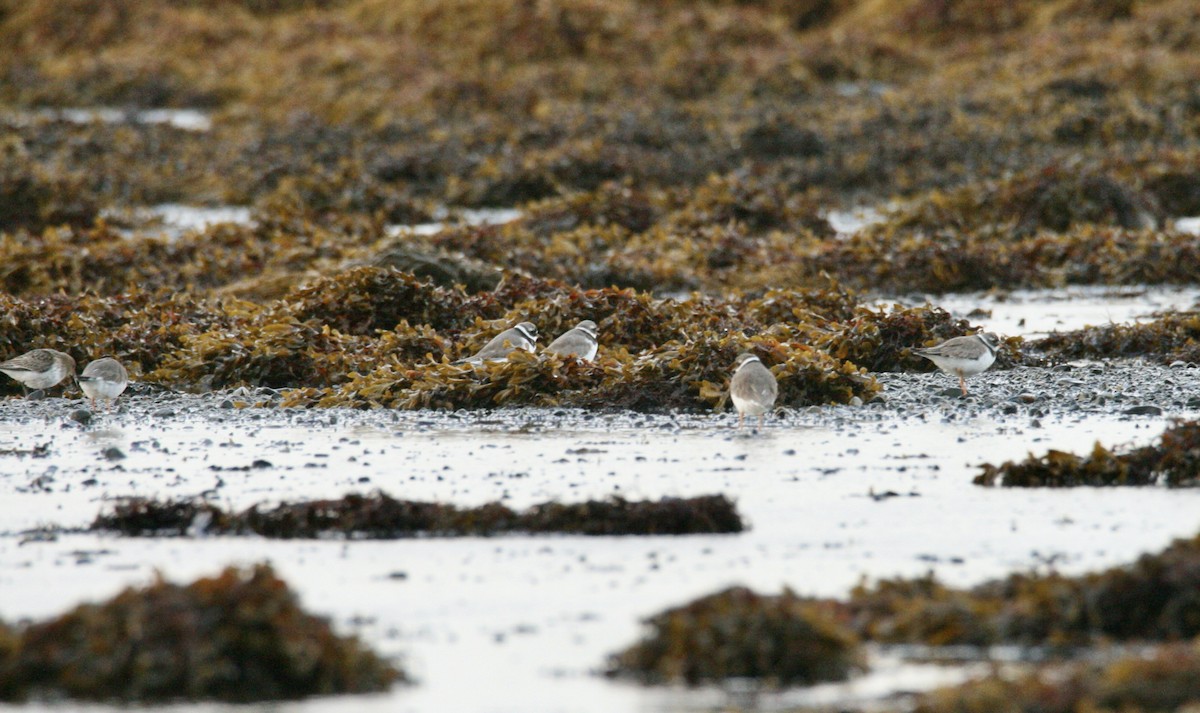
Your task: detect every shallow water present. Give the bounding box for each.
[905,284,1200,339]
[1,361,1198,712]
[6,107,213,132]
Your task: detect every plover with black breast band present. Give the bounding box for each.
[544,320,599,361]
[912,332,1001,397]
[456,322,539,363]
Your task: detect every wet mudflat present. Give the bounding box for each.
[1,359,1198,713]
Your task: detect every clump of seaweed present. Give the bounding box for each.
[607,586,863,686]
[254,158,435,226]
[91,497,230,535]
[0,138,98,234]
[847,530,1200,646]
[1033,310,1200,365]
[0,564,402,702]
[974,419,1200,487]
[522,494,744,535]
[884,165,1161,236]
[281,266,481,336]
[93,492,745,538]
[910,639,1200,713]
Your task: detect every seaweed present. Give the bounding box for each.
[974,419,1200,487]
[92,492,745,538]
[0,138,98,233]
[0,564,402,702]
[606,586,863,686]
[1033,311,1200,365]
[846,530,1200,646]
[910,640,1200,713]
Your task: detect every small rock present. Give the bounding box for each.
[102,446,125,461]
[26,389,47,401]
[849,396,863,407]
[1123,405,1163,416]
[69,409,93,426]
[219,399,234,409]
[153,408,176,418]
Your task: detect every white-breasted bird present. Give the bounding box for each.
[0,349,76,396]
[456,322,539,363]
[912,332,1001,397]
[544,320,599,361]
[77,357,130,410]
[730,352,778,429]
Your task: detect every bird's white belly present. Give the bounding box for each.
[731,392,771,417]
[81,379,126,400]
[932,352,995,377]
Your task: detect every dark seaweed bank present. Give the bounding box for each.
[976,418,1200,487]
[91,492,745,537]
[609,530,1200,691]
[1,0,1199,408]
[0,564,402,703]
[1033,310,1200,366]
[844,531,1200,648]
[909,641,1200,713]
[0,272,972,410]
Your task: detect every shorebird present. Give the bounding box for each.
[456,322,539,363]
[730,352,778,429]
[912,332,1001,396]
[543,320,599,361]
[77,357,129,410]
[0,349,76,396]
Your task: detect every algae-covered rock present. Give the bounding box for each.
[0,564,403,702]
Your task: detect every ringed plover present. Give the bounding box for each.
[457,322,539,363]
[730,352,778,429]
[77,357,129,410]
[544,320,599,361]
[912,332,1000,396]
